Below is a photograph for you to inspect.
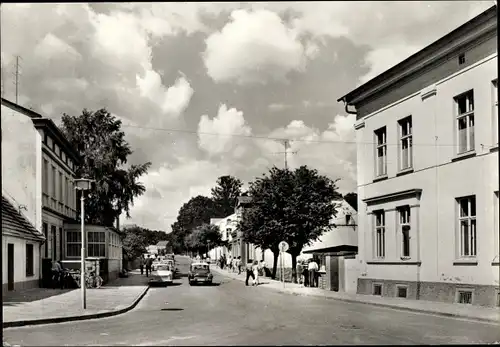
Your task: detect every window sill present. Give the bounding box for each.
[453,259,478,266]
[367,260,422,265]
[26,273,35,278]
[492,262,499,266]
[396,168,414,177]
[451,151,476,162]
[373,175,388,183]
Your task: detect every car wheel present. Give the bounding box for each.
[189,281,194,286]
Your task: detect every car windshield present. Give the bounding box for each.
[157,265,171,271]
[192,265,209,271]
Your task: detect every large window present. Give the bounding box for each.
[398,206,411,258]
[374,127,387,177]
[398,116,413,170]
[66,231,81,257]
[43,159,49,194]
[26,244,34,276]
[43,223,48,258]
[457,196,476,257]
[58,172,63,202]
[51,225,56,260]
[493,80,498,146]
[51,165,57,198]
[455,90,475,154]
[65,177,70,207]
[374,211,386,258]
[88,231,106,258]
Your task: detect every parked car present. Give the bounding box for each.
[188,262,213,285]
[152,259,160,271]
[162,259,179,278]
[155,264,174,284]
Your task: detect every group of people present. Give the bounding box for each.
[218,254,267,286]
[138,255,154,277]
[297,258,320,287]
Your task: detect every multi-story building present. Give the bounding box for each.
[337,6,498,306]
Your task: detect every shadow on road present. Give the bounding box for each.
[161,308,184,311]
[2,288,75,305]
[149,282,183,288]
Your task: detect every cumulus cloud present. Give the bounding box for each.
[203,9,306,84]
[198,104,252,157]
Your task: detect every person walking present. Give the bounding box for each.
[252,260,260,286]
[237,256,242,275]
[139,255,145,275]
[303,260,310,287]
[308,258,319,288]
[245,258,255,286]
[145,255,153,277]
[297,260,304,285]
[227,255,233,272]
[51,259,63,289]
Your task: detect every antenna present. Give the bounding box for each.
[12,55,22,104]
[273,139,298,170]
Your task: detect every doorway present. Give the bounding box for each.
[8,243,14,291]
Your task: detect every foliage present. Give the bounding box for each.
[170,195,216,253]
[211,175,243,217]
[185,223,225,256]
[343,192,358,211]
[121,225,170,261]
[238,166,341,281]
[61,108,151,226]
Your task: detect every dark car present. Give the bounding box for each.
[188,262,213,285]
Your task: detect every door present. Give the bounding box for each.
[51,225,57,260]
[8,243,14,291]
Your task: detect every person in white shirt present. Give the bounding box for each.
[308,258,319,288]
[252,260,260,285]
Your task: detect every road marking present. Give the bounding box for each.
[136,336,196,346]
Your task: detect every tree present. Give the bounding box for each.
[61,108,151,226]
[343,192,358,211]
[238,166,341,282]
[122,226,148,261]
[171,195,216,253]
[211,175,243,218]
[185,223,225,256]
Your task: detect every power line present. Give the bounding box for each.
[272,139,298,169]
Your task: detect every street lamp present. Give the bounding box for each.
[74,178,95,310]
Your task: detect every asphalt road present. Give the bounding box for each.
[3,256,500,346]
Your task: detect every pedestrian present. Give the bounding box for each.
[227,255,232,272]
[237,256,242,275]
[308,258,319,288]
[297,260,303,285]
[302,260,310,287]
[232,257,238,273]
[245,258,255,286]
[139,255,145,275]
[252,260,260,286]
[51,259,63,289]
[145,255,153,277]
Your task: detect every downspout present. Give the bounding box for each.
[342,99,358,115]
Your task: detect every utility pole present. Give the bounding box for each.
[273,139,298,170]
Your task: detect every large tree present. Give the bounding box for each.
[184,223,224,256]
[171,195,216,253]
[211,175,243,217]
[121,226,148,261]
[61,108,151,226]
[239,166,341,281]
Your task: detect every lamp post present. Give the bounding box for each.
[74,178,94,310]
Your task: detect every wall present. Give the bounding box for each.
[355,53,499,304]
[2,235,41,293]
[344,256,361,293]
[1,105,41,231]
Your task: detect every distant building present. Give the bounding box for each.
[338,6,498,306]
[156,240,173,254]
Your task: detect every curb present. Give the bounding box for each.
[3,285,150,329]
[212,268,499,324]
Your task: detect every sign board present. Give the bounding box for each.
[279,241,289,253]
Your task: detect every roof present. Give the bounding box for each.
[1,98,42,119]
[2,195,45,241]
[156,241,169,247]
[337,5,497,106]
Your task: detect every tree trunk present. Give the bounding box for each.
[271,251,279,280]
[291,254,297,284]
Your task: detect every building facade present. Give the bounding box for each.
[338,6,498,306]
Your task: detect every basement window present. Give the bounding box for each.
[456,289,473,304]
[458,53,466,65]
[372,283,382,296]
[396,286,408,298]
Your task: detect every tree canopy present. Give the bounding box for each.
[184,223,225,256]
[211,175,243,217]
[121,225,170,261]
[61,108,150,226]
[238,166,341,281]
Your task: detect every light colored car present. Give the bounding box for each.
[188,262,213,285]
[155,264,174,284]
[151,259,160,271]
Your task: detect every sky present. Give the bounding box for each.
[0,2,493,232]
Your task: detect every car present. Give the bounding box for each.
[155,264,174,284]
[188,262,213,285]
[151,259,161,271]
[162,259,179,278]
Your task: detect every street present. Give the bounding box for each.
[3,256,500,346]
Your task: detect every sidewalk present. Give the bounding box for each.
[211,265,500,323]
[3,270,150,328]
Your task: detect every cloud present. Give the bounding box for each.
[198,104,252,157]
[203,9,306,85]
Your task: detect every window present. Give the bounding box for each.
[43,223,48,258]
[372,283,382,296]
[456,289,473,304]
[59,227,63,259]
[493,80,498,146]
[88,231,106,258]
[398,206,411,258]
[51,166,57,198]
[345,214,351,225]
[43,159,49,194]
[58,172,63,202]
[374,127,387,177]
[457,196,476,257]
[458,53,466,65]
[51,225,56,259]
[396,285,408,298]
[65,177,70,206]
[398,116,413,170]
[374,211,386,258]
[66,231,81,257]
[26,244,34,276]
[455,90,475,154]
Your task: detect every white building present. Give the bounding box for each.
[338,6,498,306]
